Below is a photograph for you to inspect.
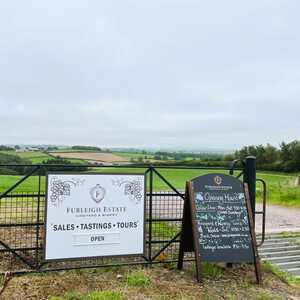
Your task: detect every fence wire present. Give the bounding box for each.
[0,165,237,274]
[0,188,193,274]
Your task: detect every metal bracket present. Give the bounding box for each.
[229,159,245,176]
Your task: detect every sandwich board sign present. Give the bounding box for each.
[44,173,145,261]
[178,173,262,283]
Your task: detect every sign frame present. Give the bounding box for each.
[43,172,147,262]
[178,175,262,284]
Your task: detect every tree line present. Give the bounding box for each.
[150,140,300,172]
[233,140,300,172]
[0,153,87,175]
[0,140,299,173]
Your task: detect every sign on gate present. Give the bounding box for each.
[44,173,145,261]
[178,173,262,283]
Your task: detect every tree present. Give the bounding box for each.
[280,140,300,172]
[224,154,234,161]
[0,145,14,151]
[235,141,300,172]
[0,152,31,174]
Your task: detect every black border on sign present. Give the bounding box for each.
[43,172,147,262]
[180,177,262,284]
[187,181,203,282]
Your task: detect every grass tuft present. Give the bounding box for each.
[280,231,300,238]
[280,231,300,246]
[88,290,124,300]
[202,263,224,279]
[126,269,151,287]
[152,222,179,239]
[49,292,84,300]
[49,290,124,300]
[255,291,280,300]
[263,261,300,287]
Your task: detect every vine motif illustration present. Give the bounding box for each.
[49,177,85,207]
[112,177,143,204]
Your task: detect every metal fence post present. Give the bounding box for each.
[244,156,256,222]
[35,167,41,269]
[148,166,153,264]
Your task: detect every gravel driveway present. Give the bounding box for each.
[255,203,300,234]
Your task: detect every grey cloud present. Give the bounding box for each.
[0,0,299,149]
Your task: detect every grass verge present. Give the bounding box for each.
[1,264,300,300]
[280,231,300,246]
[263,261,300,287]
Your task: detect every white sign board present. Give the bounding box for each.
[44,173,145,260]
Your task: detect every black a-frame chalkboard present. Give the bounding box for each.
[178,174,262,283]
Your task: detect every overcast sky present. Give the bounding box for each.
[0,1,299,150]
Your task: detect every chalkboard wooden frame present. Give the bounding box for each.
[178,179,262,284]
[189,181,202,282]
[244,183,262,284]
[178,181,203,282]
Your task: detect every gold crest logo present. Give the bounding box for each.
[214,175,222,185]
[90,184,106,203]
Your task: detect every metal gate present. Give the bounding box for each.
[0,161,265,274]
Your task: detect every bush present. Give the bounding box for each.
[0,145,15,151]
[0,153,31,174]
[71,146,101,151]
[0,167,19,175]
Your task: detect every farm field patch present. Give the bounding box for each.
[0,151,88,164]
[0,150,52,164]
[112,152,152,158]
[17,151,53,164]
[49,152,128,163]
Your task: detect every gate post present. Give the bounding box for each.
[244,156,256,222]
[148,166,153,264]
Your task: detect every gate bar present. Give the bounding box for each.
[148,167,153,264]
[152,168,184,200]
[0,240,37,269]
[0,166,40,199]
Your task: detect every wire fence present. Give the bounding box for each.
[0,165,238,274]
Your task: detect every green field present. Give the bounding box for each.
[0,150,88,164]
[16,151,53,163]
[0,167,299,206]
[0,150,51,163]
